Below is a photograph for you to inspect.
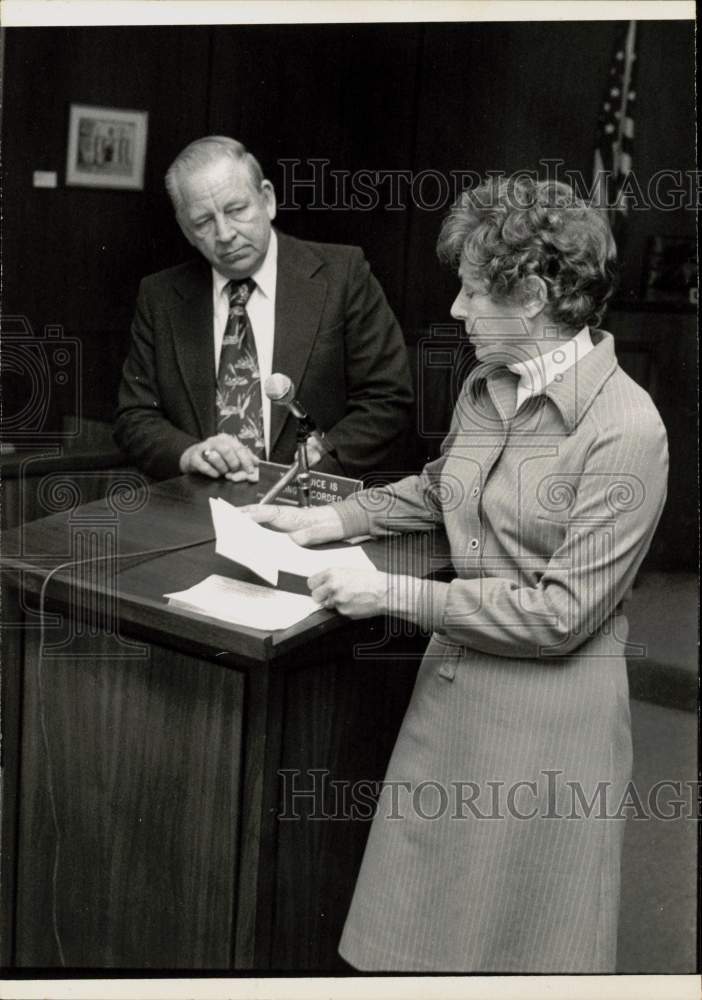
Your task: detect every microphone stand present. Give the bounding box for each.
[294,423,312,508]
[258,458,300,504]
[258,413,316,507]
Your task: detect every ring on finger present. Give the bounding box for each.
[203,448,217,461]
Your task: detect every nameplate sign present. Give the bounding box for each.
[256,461,362,507]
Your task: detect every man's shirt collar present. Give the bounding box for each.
[211,228,278,299]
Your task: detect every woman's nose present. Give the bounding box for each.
[450,295,466,321]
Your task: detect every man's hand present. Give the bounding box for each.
[307,567,391,619]
[179,433,260,481]
[239,503,345,546]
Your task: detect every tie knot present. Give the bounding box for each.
[227,278,255,308]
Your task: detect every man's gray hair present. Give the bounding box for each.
[165,136,265,215]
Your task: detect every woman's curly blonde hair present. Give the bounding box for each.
[437,176,618,329]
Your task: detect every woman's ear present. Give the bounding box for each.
[522,275,549,318]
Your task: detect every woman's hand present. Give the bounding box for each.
[308,567,391,619]
[239,503,345,547]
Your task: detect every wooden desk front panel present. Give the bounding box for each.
[12,617,425,970]
[15,631,244,969]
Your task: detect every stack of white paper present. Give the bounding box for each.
[165,574,322,631]
[209,497,374,585]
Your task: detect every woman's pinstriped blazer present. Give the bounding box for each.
[334,329,669,973]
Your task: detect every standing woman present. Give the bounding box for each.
[245,177,669,972]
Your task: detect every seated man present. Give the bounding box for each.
[114,135,413,482]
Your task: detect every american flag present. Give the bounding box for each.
[592,20,638,231]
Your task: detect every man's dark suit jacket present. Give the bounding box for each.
[114,231,413,481]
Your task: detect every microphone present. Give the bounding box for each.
[264,373,317,430]
[262,373,319,507]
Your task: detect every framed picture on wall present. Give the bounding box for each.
[65,103,148,190]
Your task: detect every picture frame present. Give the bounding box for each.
[65,103,148,190]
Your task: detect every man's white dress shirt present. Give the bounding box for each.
[212,230,278,456]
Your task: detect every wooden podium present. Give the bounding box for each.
[1,472,449,971]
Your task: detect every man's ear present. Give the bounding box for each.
[522,275,549,318]
[261,179,277,222]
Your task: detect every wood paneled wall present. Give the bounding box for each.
[2,21,696,563]
[3,22,695,410]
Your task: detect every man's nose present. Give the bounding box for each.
[214,214,237,243]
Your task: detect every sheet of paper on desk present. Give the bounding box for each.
[209,497,374,585]
[165,575,322,631]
